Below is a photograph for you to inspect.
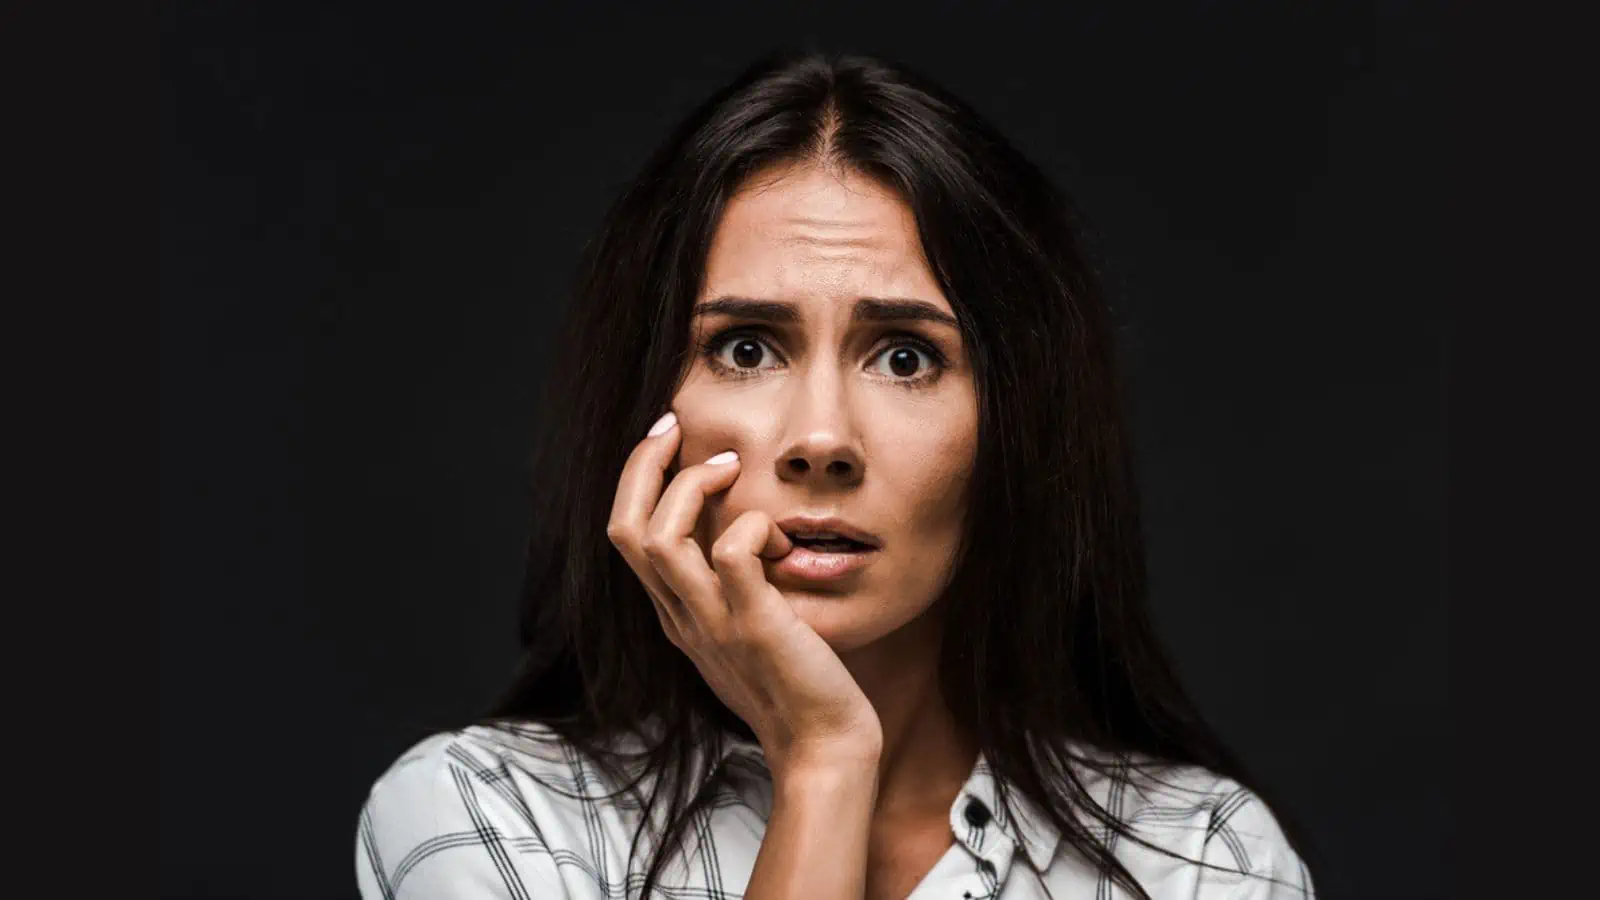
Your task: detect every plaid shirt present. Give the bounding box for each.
[356,721,1313,899]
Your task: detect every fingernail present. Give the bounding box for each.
[647,411,677,437]
[705,450,738,465]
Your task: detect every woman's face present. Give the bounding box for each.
[672,161,978,653]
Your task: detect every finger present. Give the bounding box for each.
[709,510,793,617]
[643,449,741,623]
[608,411,690,633]
[650,595,688,651]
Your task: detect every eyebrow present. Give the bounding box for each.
[691,296,960,329]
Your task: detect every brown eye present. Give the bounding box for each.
[867,339,948,386]
[700,330,780,377]
[699,328,947,388]
[874,345,931,379]
[728,337,768,370]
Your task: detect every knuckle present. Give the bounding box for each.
[709,539,745,568]
[640,533,668,560]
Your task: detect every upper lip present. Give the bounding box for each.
[776,515,882,549]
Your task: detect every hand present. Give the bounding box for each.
[606,411,884,777]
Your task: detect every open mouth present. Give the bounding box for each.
[771,530,879,581]
[786,535,874,553]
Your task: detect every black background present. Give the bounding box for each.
[162,3,1447,898]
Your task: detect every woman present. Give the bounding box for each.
[356,48,1317,900]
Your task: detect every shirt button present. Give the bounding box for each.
[964,798,992,827]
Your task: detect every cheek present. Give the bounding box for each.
[669,389,767,471]
[669,391,771,550]
[887,434,974,612]
[907,462,972,545]
[893,418,977,526]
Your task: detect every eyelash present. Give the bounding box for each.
[696,327,950,388]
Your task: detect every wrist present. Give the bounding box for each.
[775,757,878,803]
[772,743,881,794]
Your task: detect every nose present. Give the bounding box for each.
[776,377,865,488]
[779,440,863,485]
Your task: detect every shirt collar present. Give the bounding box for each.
[696,728,1064,873]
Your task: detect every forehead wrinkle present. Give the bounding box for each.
[776,224,888,251]
[780,235,879,252]
[691,296,960,331]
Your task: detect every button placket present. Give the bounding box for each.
[947,792,1014,898]
[964,798,992,828]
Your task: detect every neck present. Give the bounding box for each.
[837,609,978,823]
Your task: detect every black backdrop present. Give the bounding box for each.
[162,3,1447,898]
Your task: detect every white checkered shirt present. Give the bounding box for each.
[356,721,1313,899]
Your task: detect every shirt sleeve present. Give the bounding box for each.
[1193,784,1315,899]
[355,737,572,900]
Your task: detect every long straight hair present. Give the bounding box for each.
[476,47,1314,899]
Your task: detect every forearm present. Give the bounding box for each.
[745,762,880,900]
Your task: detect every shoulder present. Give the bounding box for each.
[1074,751,1314,897]
[358,723,568,822]
[353,722,613,899]
[356,720,626,827]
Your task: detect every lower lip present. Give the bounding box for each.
[771,545,878,582]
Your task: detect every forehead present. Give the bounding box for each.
[699,163,952,317]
